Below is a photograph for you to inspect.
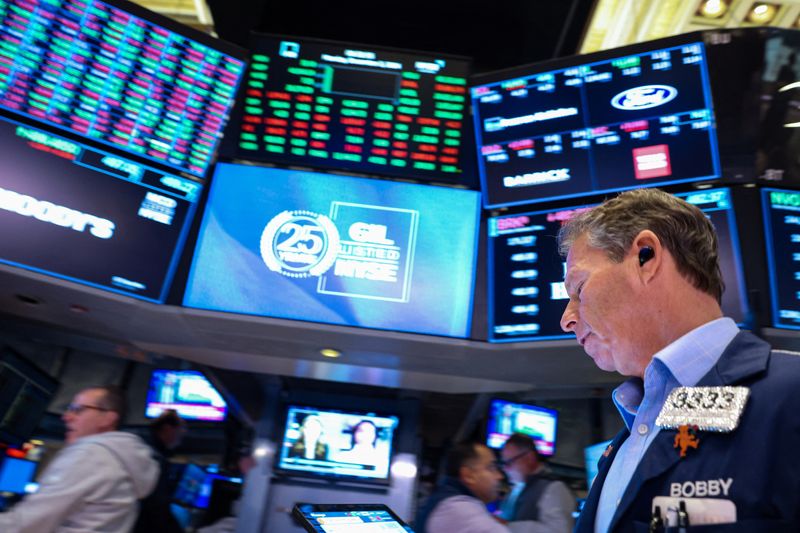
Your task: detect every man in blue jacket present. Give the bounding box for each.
[558,188,800,532]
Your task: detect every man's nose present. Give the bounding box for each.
[560,301,578,333]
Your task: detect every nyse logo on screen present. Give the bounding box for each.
[0,186,115,239]
[260,205,419,302]
[611,85,678,111]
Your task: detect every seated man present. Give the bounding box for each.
[0,385,159,532]
[416,441,509,533]
[500,433,574,533]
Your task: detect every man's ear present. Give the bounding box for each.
[459,464,475,486]
[630,230,663,282]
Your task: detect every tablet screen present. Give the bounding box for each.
[293,503,414,532]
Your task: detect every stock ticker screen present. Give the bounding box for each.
[472,42,721,207]
[763,188,800,330]
[488,188,748,342]
[0,0,246,178]
[0,113,198,302]
[223,34,472,183]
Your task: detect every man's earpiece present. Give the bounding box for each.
[638,246,654,267]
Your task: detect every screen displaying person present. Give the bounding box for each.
[288,414,328,461]
[336,419,381,467]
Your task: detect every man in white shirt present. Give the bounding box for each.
[0,385,159,533]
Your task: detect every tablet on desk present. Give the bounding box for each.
[292,502,415,532]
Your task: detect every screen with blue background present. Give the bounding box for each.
[145,369,227,422]
[0,457,37,494]
[184,163,480,337]
[486,399,557,456]
[584,439,613,489]
[488,187,749,342]
[471,41,719,207]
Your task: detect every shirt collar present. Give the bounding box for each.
[611,317,739,430]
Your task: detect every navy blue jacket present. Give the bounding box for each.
[576,331,800,532]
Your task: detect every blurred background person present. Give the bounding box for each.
[288,414,328,460]
[0,385,158,532]
[499,433,574,533]
[133,409,187,533]
[415,441,509,533]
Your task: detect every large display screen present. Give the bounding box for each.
[488,188,749,342]
[0,0,246,178]
[222,33,472,183]
[762,188,800,329]
[276,405,399,483]
[485,399,557,456]
[0,114,198,302]
[471,41,720,207]
[184,163,480,337]
[145,369,227,422]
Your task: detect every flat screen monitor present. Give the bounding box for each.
[293,503,414,533]
[762,188,800,329]
[0,0,247,178]
[0,113,198,302]
[145,369,227,422]
[275,405,399,483]
[487,187,749,342]
[184,163,480,338]
[0,348,59,447]
[471,39,720,207]
[221,33,472,184]
[486,399,557,456]
[173,463,208,507]
[584,439,613,489]
[0,457,37,494]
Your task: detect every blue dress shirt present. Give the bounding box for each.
[593,317,739,533]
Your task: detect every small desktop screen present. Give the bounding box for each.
[0,0,247,178]
[584,439,613,489]
[184,163,480,338]
[145,369,227,422]
[0,457,37,494]
[293,503,414,533]
[487,187,749,342]
[173,463,208,507]
[485,399,557,456]
[222,33,472,184]
[762,188,800,329]
[471,40,720,207]
[276,405,399,482]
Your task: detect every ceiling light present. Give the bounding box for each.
[747,3,778,24]
[697,0,729,19]
[320,348,342,358]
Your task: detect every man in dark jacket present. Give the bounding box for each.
[559,188,800,531]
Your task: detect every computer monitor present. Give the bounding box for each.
[293,503,414,533]
[485,399,558,456]
[145,369,227,422]
[172,463,208,507]
[183,162,480,338]
[471,35,720,207]
[487,187,749,342]
[275,405,399,483]
[0,0,247,178]
[221,33,473,185]
[584,439,613,489]
[0,457,37,494]
[762,188,800,329]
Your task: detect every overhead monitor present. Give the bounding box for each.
[145,369,227,422]
[471,39,720,207]
[184,163,480,338]
[275,405,399,483]
[487,188,749,342]
[221,33,473,184]
[0,114,198,302]
[762,188,800,329]
[485,398,557,456]
[0,0,247,178]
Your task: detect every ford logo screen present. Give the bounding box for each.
[611,85,679,111]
